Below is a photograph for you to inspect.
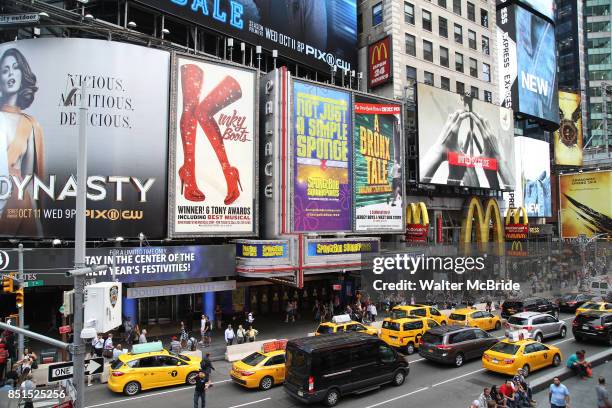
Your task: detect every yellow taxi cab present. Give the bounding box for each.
[448,309,502,331]
[575,301,612,316]
[391,305,448,326]
[230,341,286,390]
[379,316,439,355]
[315,314,378,336]
[482,330,562,377]
[108,341,202,396]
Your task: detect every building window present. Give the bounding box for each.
[440,46,449,67]
[469,58,478,77]
[455,52,464,72]
[453,0,462,15]
[482,63,491,82]
[405,34,416,56]
[422,9,432,31]
[441,76,450,90]
[372,2,383,26]
[471,86,479,99]
[423,40,433,61]
[454,24,463,44]
[406,65,417,82]
[484,90,492,102]
[404,2,415,24]
[357,13,363,34]
[468,30,477,50]
[456,81,465,94]
[482,36,490,55]
[438,0,447,8]
[480,9,488,27]
[424,71,434,86]
[467,2,476,21]
[439,17,448,37]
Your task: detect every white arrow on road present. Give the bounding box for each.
[86,359,101,375]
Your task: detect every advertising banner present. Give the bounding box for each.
[0,39,169,238]
[554,91,583,166]
[560,171,612,238]
[168,55,257,237]
[306,239,380,256]
[236,241,288,258]
[141,0,357,73]
[292,80,351,232]
[496,0,555,22]
[353,96,403,232]
[417,83,515,190]
[368,36,392,89]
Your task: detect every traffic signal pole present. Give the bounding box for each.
[17,243,24,358]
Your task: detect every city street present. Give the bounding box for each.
[55,312,609,408]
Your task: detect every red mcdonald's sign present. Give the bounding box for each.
[368,36,392,88]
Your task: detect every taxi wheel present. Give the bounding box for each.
[552,354,561,367]
[186,371,198,385]
[259,376,274,391]
[534,333,543,343]
[494,321,501,331]
[454,353,465,367]
[560,327,567,338]
[522,364,530,378]
[324,388,341,407]
[123,381,141,396]
[405,343,416,355]
[392,369,406,386]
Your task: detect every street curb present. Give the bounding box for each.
[531,348,612,393]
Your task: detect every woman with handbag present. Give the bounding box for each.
[102,334,114,359]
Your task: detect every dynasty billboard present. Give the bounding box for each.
[142,0,357,73]
[293,80,351,232]
[354,95,404,232]
[168,55,257,237]
[560,171,612,238]
[554,91,583,166]
[0,39,169,238]
[368,36,392,89]
[417,83,515,190]
[497,5,559,125]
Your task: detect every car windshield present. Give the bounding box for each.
[242,352,266,366]
[421,332,444,345]
[316,325,334,334]
[391,309,408,319]
[503,301,523,309]
[581,302,600,309]
[507,316,530,325]
[169,352,189,361]
[110,360,124,370]
[576,314,601,323]
[562,294,578,301]
[449,313,466,321]
[489,342,520,355]
[382,321,401,331]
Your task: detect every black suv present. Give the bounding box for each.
[572,312,612,346]
[418,325,499,367]
[501,297,559,319]
[557,293,598,313]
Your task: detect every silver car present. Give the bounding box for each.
[506,312,567,342]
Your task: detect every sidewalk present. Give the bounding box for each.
[533,360,612,407]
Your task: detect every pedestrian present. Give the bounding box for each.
[92,335,104,358]
[18,373,35,408]
[490,385,506,407]
[200,352,215,375]
[139,329,148,344]
[123,317,133,346]
[0,339,7,382]
[477,387,494,408]
[193,370,210,408]
[485,295,492,313]
[133,324,141,345]
[215,305,223,330]
[285,301,292,323]
[247,326,258,342]
[499,380,518,408]
[368,302,377,322]
[203,316,212,347]
[513,368,535,406]
[224,324,235,346]
[566,350,588,379]
[180,322,189,349]
[597,377,611,408]
[247,312,255,327]
[200,315,207,344]
[103,334,114,359]
[170,336,182,354]
[112,343,124,360]
[236,325,246,344]
[470,400,480,408]
[0,378,15,408]
[549,377,570,408]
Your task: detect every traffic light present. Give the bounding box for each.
[15,288,24,308]
[2,273,14,293]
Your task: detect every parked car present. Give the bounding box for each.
[501,297,559,319]
[283,333,409,406]
[572,311,612,345]
[418,325,498,367]
[505,312,567,342]
[557,293,598,313]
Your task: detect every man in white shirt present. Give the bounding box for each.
[224,325,235,346]
[139,329,147,344]
[103,334,113,358]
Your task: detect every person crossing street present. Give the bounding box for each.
[193,370,210,408]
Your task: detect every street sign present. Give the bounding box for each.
[48,358,104,382]
[0,13,40,26]
[59,325,72,335]
[23,280,44,288]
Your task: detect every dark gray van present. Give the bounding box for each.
[283,333,409,406]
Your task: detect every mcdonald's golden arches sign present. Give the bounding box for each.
[504,207,529,241]
[368,36,392,88]
[405,202,429,242]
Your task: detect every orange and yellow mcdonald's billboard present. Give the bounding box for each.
[368,36,392,88]
[505,207,529,241]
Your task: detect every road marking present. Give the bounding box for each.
[431,368,487,387]
[552,337,574,345]
[85,379,232,408]
[227,398,272,408]
[410,358,425,363]
[363,386,429,408]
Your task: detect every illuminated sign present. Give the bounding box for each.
[460,197,504,243]
[368,36,392,88]
[236,242,288,258]
[505,207,529,241]
[307,239,380,256]
[406,202,429,242]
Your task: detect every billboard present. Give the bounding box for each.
[417,83,515,190]
[503,136,551,217]
[293,80,351,232]
[168,55,257,237]
[368,36,392,89]
[353,95,403,232]
[554,91,583,166]
[142,0,357,73]
[560,171,612,238]
[496,0,555,22]
[497,5,559,125]
[0,38,169,239]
